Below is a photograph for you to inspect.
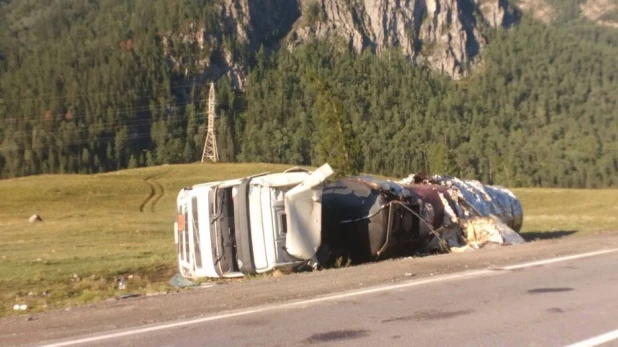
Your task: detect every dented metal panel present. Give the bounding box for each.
[251,172,314,188]
[400,184,457,229]
[398,173,526,251]
[432,176,524,233]
[284,163,334,261]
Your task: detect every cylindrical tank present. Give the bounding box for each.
[321,177,423,263]
[321,178,391,263]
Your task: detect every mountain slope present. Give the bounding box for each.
[0,0,617,187]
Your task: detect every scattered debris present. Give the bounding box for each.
[28,214,43,223]
[13,304,28,311]
[460,215,526,248]
[168,274,215,289]
[118,293,140,300]
[169,274,200,288]
[271,269,284,278]
[145,291,168,297]
[404,272,415,277]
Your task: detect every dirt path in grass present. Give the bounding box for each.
[150,179,166,212]
[138,178,156,212]
[139,171,170,213]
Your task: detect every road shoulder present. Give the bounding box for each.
[2,231,618,346]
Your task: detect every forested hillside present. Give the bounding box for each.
[0,0,617,188]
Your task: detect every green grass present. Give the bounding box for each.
[514,188,618,238]
[0,163,295,317]
[0,163,616,317]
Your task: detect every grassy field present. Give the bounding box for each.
[513,188,618,238]
[0,163,616,317]
[0,163,294,317]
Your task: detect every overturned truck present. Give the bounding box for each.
[175,166,524,279]
[174,164,333,278]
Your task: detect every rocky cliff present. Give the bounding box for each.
[160,0,301,89]
[290,0,516,78]
[164,0,518,85]
[580,0,618,28]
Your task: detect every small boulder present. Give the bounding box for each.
[29,214,43,223]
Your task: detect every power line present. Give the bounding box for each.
[0,93,219,151]
[6,120,153,141]
[5,113,207,141]
[0,129,196,152]
[0,81,211,103]
[0,100,201,123]
[1,99,206,123]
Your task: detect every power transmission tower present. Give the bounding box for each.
[201,82,219,163]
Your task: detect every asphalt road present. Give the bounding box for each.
[43,249,618,347]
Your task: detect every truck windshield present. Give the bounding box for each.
[213,187,239,274]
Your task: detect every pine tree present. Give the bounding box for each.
[306,72,363,176]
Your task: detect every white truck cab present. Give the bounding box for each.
[174,164,333,279]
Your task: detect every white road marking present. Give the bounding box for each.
[565,328,618,347]
[502,249,618,270]
[40,248,618,347]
